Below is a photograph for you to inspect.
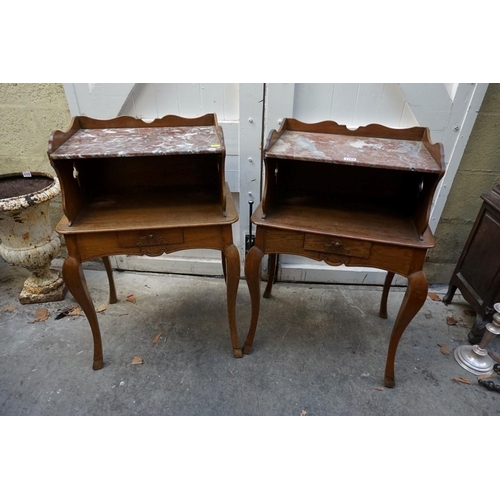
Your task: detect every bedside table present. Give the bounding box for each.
[48,114,242,369]
[243,118,445,387]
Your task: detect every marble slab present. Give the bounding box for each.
[267,130,441,173]
[50,126,223,159]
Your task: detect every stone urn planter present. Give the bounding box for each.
[0,171,66,304]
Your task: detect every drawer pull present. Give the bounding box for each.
[303,234,372,259]
[117,229,184,249]
[138,233,168,248]
[326,240,349,254]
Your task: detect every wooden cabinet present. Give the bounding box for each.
[443,185,500,343]
[243,118,445,387]
[48,114,242,369]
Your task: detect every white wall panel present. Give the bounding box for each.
[331,84,359,125]
[293,83,334,123]
[378,83,414,127]
[292,83,418,129]
[353,83,384,126]
[121,83,157,119]
[154,84,180,115]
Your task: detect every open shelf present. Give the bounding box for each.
[255,192,434,248]
[57,184,236,234]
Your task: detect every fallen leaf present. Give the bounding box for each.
[300,410,307,416]
[446,316,458,325]
[96,302,108,313]
[428,293,441,301]
[438,343,451,355]
[131,356,144,365]
[463,309,476,317]
[35,308,49,322]
[488,351,500,363]
[152,332,163,345]
[67,306,82,316]
[478,373,495,381]
[126,294,136,304]
[373,387,385,391]
[453,376,471,385]
[54,306,82,320]
[3,305,16,312]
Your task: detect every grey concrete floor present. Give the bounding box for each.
[1,260,500,416]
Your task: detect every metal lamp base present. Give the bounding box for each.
[454,344,494,376]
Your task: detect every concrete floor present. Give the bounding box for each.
[1,260,499,416]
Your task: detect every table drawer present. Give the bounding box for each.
[303,234,371,258]
[117,229,184,250]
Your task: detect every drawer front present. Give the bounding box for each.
[303,234,371,259]
[117,229,184,252]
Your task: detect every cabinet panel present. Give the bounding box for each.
[459,211,500,301]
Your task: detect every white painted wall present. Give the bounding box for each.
[292,83,418,129]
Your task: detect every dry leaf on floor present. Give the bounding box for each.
[131,356,144,365]
[96,302,108,313]
[152,332,163,345]
[428,293,441,301]
[453,376,471,385]
[446,316,458,325]
[126,294,136,304]
[438,343,451,355]
[3,305,16,312]
[463,309,476,317]
[55,306,82,320]
[67,306,82,316]
[300,410,307,416]
[478,373,495,381]
[373,387,385,391]
[34,308,49,322]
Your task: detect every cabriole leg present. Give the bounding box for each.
[379,271,395,319]
[384,271,428,388]
[223,243,242,358]
[263,253,277,299]
[102,256,117,304]
[243,244,265,354]
[63,255,104,370]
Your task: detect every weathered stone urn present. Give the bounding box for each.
[0,171,66,304]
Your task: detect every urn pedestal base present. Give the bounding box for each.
[0,172,67,305]
[18,270,67,305]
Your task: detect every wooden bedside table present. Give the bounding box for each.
[243,118,445,387]
[48,114,242,370]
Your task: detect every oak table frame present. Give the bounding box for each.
[243,119,445,387]
[48,114,242,370]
